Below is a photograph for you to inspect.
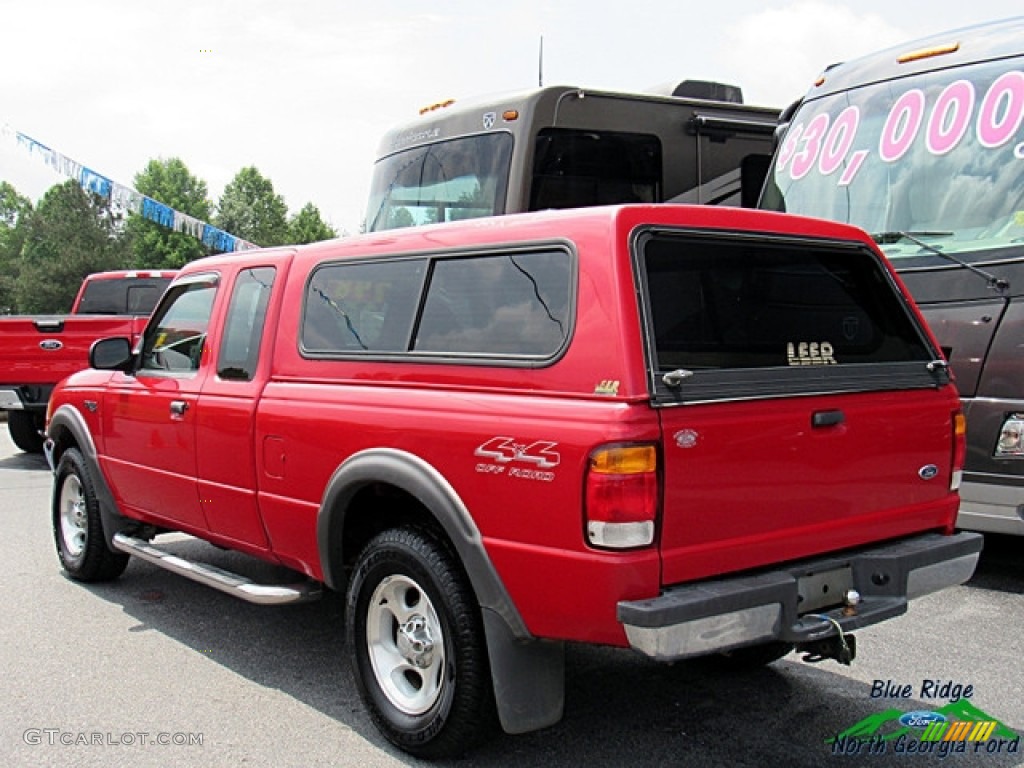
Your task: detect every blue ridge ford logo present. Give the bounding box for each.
[39,340,63,351]
[918,464,939,480]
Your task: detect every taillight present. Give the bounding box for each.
[951,410,966,491]
[994,413,1024,458]
[585,443,659,549]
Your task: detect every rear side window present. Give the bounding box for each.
[637,232,940,400]
[301,248,572,360]
[414,250,571,356]
[77,278,172,315]
[303,260,427,353]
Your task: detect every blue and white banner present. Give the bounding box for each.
[1,123,257,252]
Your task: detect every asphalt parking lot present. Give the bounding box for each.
[1,427,1021,768]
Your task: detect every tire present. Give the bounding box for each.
[346,526,495,758]
[8,411,44,454]
[52,448,129,582]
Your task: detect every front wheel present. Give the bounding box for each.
[346,526,494,758]
[52,447,129,581]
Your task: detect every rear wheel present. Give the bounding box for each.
[8,411,44,453]
[346,526,494,758]
[52,448,129,581]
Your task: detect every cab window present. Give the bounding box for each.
[140,276,218,374]
[218,267,276,381]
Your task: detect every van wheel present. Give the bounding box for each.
[347,527,494,758]
[8,411,44,453]
[53,448,129,581]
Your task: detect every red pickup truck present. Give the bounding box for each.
[44,205,982,758]
[0,270,174,452]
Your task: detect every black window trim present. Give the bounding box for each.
[299,241,578,368]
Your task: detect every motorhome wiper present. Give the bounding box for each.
[871,231,1010,294]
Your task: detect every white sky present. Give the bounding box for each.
[1,1,1021,236]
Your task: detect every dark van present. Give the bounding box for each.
[760,16,1024,535]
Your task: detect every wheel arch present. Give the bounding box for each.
[317,447,525,635]
[317,447,565,734]
[46,404,126,551]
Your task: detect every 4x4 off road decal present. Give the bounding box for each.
[474,437,560,482]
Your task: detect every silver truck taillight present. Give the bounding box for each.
[995,414,1024,457]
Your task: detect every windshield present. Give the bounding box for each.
[761,57,1024,261]
[364,132,513,232]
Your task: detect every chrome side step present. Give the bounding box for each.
[112,533,322,605]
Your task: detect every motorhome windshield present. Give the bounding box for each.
[761,57,1024,262]
[365,132,513,232]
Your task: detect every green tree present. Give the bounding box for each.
[15,180,132,313]
[387,207,416,229]
[127,157,212,269]
[215,167,289,248]
[288,202,337,244]
[0,181,32,313]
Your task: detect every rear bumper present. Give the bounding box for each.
[0,388,26,410]
[0,385,51,412]
[617,532,983,661]
[957,478,1024,535]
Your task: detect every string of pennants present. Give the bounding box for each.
[1,124,257,252]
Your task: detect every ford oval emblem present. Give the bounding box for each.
[919,464,939,480]
[899,711,946,729]
[39,339,63,351]
[674,429,699,449]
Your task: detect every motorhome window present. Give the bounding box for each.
[302,260,427,353]
[530,128,661,210]
[641,234,932,371]
[414,250,572,357]
[365,133,513,232]
[762,57,1024,260]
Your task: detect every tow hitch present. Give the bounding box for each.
[797,614,856,665]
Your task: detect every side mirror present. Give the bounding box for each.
[90,337,134,372]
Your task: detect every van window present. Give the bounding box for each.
[762,57,1024,261]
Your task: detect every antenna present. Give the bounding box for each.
[538,35,544,87]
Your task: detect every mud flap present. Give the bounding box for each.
[482,608,565,734]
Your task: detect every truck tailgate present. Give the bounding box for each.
[658,388,958,585]
[0,315,145,386]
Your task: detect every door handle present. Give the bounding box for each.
[170,400,189,416]
[811,409,844,428]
